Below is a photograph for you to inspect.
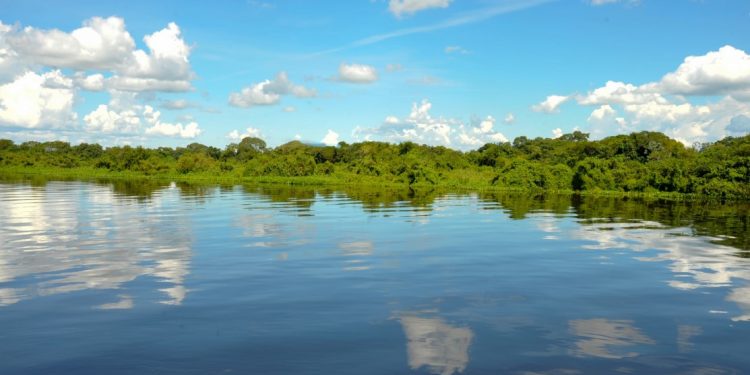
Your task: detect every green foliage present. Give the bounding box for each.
[0,139,14,150]
[176,152,216,174]
[1,131,749,199]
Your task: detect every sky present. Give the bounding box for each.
[0,0,749,150]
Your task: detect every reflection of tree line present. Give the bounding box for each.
[7,175,746,252]
[1,180,747,374]
[55,178,745,253]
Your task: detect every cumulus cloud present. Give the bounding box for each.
[337,63,378,84]
[0,22,23,81]
[0,71,77,128]
[0,16,200,142]
[82,96,201,139]
[108,22,193,92]
[552,128,563,138]
[84,104,141,134]
[4,17,195,93]
[6,16,135,70]
[658,45,750,98]
[321,129,340,146]
[227,127,262,142]
[504,112,515,124]
[143,106,200,138]
[532,95,570,113]
[535,45,750,145]
[74,73,105,91]
[588,104,616,122]
[389,0,452,18]
[354,99,507,150]
[228,72,316,108]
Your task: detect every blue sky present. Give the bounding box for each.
[0,0,749,149]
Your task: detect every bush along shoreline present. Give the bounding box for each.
[0,131,748,200]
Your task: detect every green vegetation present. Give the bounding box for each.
[1,131,748,199]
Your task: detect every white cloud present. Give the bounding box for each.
[588,104,616,122]
[146,122,201,138]
[4,17,195,93]
[0,71,77,128]
[389,0,452,18]
[228,81,280,107]
[227,127,262,142]
[74,73,105,91]
[659,45,750,98]
[6,16,135,70]
[143,106,200,138]
[459,116,509,146]
[83,100,201,139]
[354,99,507,149]
[0,17,201,143]
[552,128,563,138]
[337,63,378,84]
[503,112,515,124]
[321,129,339,146]
[104,21,193,92]
[578,81,664,106]
[84,104,141,134]
[0,22,23,81]
[282,106,296,113]
[532,95,570,113]
[536,45,750,145]
[229,72,316,108]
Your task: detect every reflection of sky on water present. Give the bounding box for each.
[569,319,655,359]
[1,182,749,374]
[400,315,473,375]
[0,182,192,308]
[339,241,373,271]
[570,221,750,322]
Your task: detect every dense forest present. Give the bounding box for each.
[0,131,748,199]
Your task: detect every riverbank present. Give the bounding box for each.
[0,165,709,202]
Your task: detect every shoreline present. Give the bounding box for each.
[0,166,719,203]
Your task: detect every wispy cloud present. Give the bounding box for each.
[309,0,554,56]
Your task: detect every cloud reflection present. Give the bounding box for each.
[0,182,193,308]
[572,221,750,322]
[569,319,655,359]
[400,315,473,375]
[339,241,374,271]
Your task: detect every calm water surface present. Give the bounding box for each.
[1,180,749,374]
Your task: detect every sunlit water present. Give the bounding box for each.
[1,180,749,374]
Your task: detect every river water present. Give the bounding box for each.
[0,179,749,374]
